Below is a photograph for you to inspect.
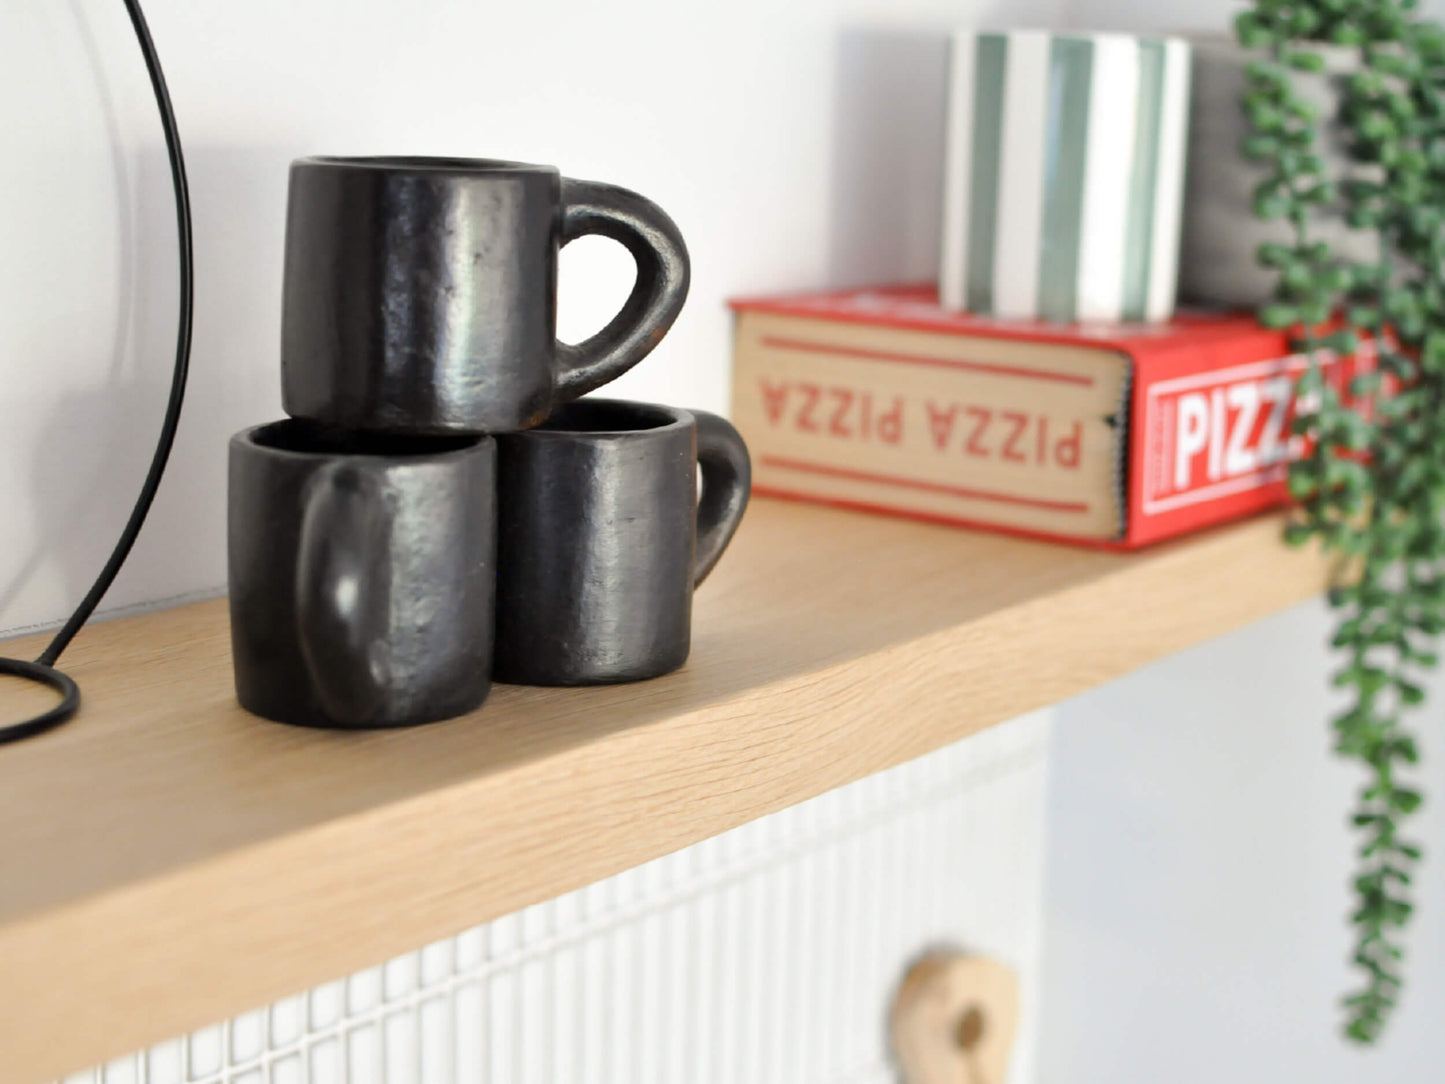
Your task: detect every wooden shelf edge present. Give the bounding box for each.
[0,503,1327,1083]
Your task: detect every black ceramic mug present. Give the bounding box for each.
[493,399,751,685]
[229,419,496,728]
[281,156,690,435]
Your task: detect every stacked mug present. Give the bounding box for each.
[228,157,751,728]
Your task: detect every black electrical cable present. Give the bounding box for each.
[0,0,193,744]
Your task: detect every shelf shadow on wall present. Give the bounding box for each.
[0,0,297,640]
[0,0,155,633]
[3,190,290,643]
[827,28,949,290]
[10,142,291,635]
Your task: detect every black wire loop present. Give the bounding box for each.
[0,659,80,745]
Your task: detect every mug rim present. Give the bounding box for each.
[524,398,693,439]
[234,419,491,462]
[295,155,557,175]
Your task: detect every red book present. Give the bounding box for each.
[730,285,1359,548]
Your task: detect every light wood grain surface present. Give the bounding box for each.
[0,497,1327,1083]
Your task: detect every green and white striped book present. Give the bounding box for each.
[940,30,1191,324]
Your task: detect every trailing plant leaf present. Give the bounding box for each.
[1239,0,1439,1045]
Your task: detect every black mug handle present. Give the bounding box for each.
[554,178,690,399]
[693,411,751,586]
[296,464,393,724]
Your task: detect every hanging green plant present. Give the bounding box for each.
[1237,0,1444,1045]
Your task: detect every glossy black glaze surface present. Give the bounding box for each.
[229,420,496,728]
[493,399,750,686]
[281,156,690,434]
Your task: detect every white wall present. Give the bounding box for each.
[1044,602,1445,1081]
[0,0,1068,638]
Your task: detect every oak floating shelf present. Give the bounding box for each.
[0,497,1327,1084]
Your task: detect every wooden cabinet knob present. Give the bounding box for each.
[890,950,1020,1084]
